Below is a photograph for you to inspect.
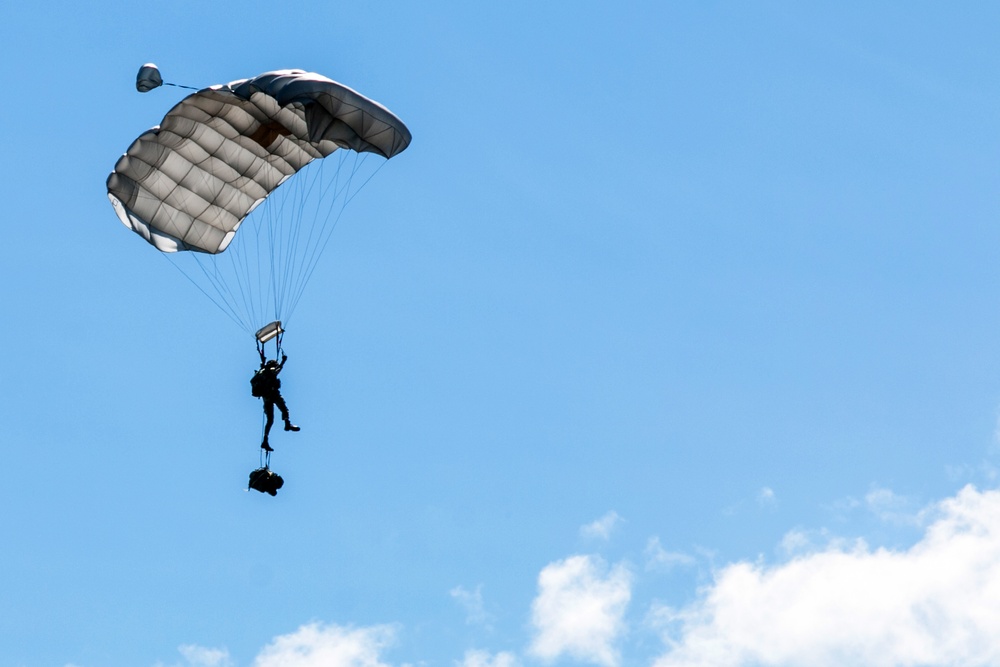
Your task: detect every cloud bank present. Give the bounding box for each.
[167,487,1000,667]
[652,485,1000,667]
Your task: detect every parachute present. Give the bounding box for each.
[107,66,412,335]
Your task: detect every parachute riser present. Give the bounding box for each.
[255,338,283,362]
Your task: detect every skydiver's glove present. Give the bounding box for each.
[282,354,288,363]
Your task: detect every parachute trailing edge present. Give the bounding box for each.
[107,69,412,254]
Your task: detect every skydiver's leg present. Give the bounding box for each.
[276,394,300,432]
[263,399,276,434]
[274,394,289,421]
[262,398,276,450]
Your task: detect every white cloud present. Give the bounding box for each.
[457,649,520,667]
[580,511,623,541]
[777,527,861,558]
[644,537,696,572]
[723,488,780,517]
[178,645,232,667]
[528,554,632,667]
[152,645,233,667]
[864,486,921,526]
[777,528,813,555]
[451,584,492,627]
[826,486,925,526]
[650,485,1000,667]
[252,623,396,667]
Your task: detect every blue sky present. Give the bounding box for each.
[4,2,1000,666]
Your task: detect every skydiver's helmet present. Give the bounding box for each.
[265,360,280,370]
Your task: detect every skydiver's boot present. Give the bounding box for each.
[284,420,300,432]
[261,438,273,452]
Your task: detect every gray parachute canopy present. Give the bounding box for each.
[108,69,411,254]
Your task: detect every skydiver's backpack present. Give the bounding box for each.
[250,370,266,397]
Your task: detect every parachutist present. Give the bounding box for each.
[251,350,300,451]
